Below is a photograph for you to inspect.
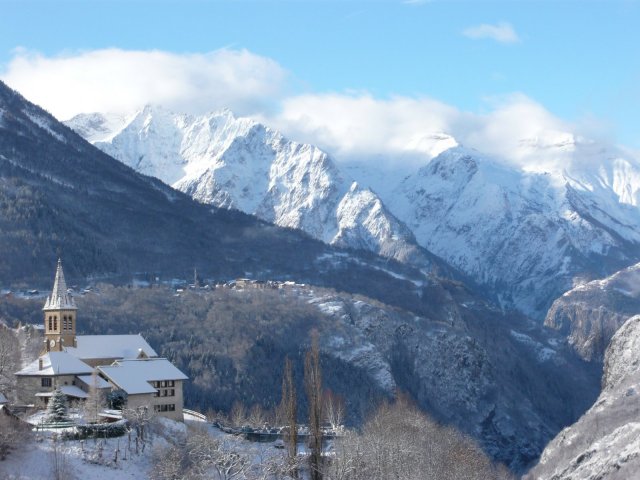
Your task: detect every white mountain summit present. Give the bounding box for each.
[66,106,427,266]
[388,144,640,318]
[66,107,640,319]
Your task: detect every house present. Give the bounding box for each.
[98,358,187,419]
[15,260,188,421]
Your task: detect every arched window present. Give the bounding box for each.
[48,317,53,331]
[53,317,57,331]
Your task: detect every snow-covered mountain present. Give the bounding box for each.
[545,262,640,361]
[65,107,433,268]
[66,107,640,320]
[387,144,640,319]
[526,314,640,479]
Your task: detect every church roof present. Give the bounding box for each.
[0,392,7,404]
[15,352,94,376]
[35,385,88,399]
[76,374,111,389]
[98,358,188,395]
[65,334,157,361]
[43,259,76,310]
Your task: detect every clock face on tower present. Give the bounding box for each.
[50,339,56,348]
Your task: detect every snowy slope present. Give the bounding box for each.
[67,108,640,320]
[526,315,640,480]
[545,262,640,361]
[66,107,429,267]
[387,145,640,319]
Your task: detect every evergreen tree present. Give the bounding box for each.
[47,387,70,423]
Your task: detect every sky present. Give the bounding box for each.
[0,0,638,167]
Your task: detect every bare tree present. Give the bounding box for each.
[0,407,29,460]
[325,397,514,480]
[83,371,105,424]
[187,430,249,480]
[0,327,19,396]
[50,434,76,480]
[123,405,155,448]
[323,430,363,480]
[252,447,303,480]
[305,330,323,480]
[150,443,187,480]
[280,356,298,473]
[230,401,247,428]
[323,390,345,432]
[247,404,266,429]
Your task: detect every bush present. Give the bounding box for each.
[65,420,129,440]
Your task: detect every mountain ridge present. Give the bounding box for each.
[68,106,640,320]
[526,314,640,479]
[67,106,440,272]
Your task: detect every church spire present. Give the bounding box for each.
[43,259,76,310]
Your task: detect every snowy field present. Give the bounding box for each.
[0,412,299,479]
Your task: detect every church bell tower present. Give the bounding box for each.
[42,259,77,353]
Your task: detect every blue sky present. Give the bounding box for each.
[1,0,638,158]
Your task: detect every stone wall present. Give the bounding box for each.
[122,380,185,421]
[15,374,76,407]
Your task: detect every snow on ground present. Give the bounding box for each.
[510,330,557,363]
[1,430,157,479]
[24,111,66,143]
[0,412,297,480]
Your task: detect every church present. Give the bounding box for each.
[15,260,188,421]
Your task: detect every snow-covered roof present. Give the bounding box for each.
[65,334,157,360]
[76,374,111,389]
[35,385,88,399]
[98,358,188,395]
[0,392,7,404]
[15,352,93,376]
[43,259,76,310]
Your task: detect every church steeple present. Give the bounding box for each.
[44,259,76,310]
[42,259,77,353]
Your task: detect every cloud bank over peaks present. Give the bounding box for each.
[1,47,631,175]
[1,48,287,120]
[267,92,594,174]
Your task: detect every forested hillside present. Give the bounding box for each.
[0,283,599,471]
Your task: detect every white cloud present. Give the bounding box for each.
[265,93,458,164]
[1,48,287,120]
[462,22,520,44]
[265,91,579,172]
[1,47,626,174]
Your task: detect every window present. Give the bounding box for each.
[169,389,175,397]
[154,391,159,397]
[48,317,53,331]
[163,390,168,397]
[167,380,175,387]
[154,404,176,412]
[53,317,57,331]
[41,378,52,387]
